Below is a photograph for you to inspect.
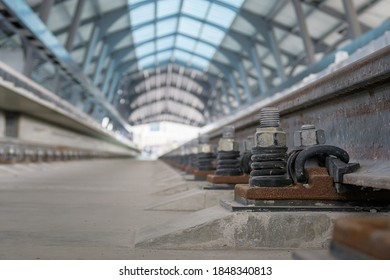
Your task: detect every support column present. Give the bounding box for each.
[38,0,54,23]
[228,73,241,107]
[237,61,252,103]
[342,0,362,39]
[101,60,115,96]
[82,26,100,74]
[107,72,120,103]
[220,79,233,112]
[292,0,315,64]
[250,46,268,94]
[266,28,286,81]
[65,0,86,52]
[23,40,35,77]
[93,44,109,85]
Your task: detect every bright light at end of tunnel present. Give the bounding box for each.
[132,121,200,160]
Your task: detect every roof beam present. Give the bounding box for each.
[38,0,54,23]
[129,93,206,113]
[342,0,362,39]
[65,0,86,52]
[292,0,315,64]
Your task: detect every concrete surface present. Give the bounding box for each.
[146,188,233,211]
[136,206,358,250]
[0,159,294,259]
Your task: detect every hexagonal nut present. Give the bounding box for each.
[198,144,212,154]
[255,128,286,147]
[294,128,326,147]
[243,136,255,151]
[218,138,239,151]
[293,131,303,147]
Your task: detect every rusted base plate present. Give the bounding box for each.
[193,169,215,178]
[221,199,389,212]
[0,161,17,164]
[207,174,249,184]
[235,168,390,202]
[185,166,196,174]
[171,163,187,171]
[332,216,390,259]
[204,183,235,190]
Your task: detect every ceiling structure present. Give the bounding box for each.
[1,0,389,129]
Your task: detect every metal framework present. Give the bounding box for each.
[0,0,388,128]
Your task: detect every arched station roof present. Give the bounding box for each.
[2,0,389,127]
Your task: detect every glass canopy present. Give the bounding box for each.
[129,0,245,71]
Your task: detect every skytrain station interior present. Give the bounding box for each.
[0,0,389,260]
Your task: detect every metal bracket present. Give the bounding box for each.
[326,157,360,193]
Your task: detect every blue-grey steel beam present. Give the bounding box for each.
[227,31,268,95]
[101,60,116,95]
[227,72,241,107]
[207,77,219,117]
[238,10,289,82]
[266,27,286,82]
[22,39,35,77]
[107,73,121,103]
[131,79,208,101]
[74,26,296,71]
[250,46,268,94]
[115,45,259,84]
[82,8,128,74]
[65,0,86,52]
[38,0,54,24]
[69,11,290,73]
[130,69,210,92]
[82,26,100,74]
[129,95,205,114]
[93,44,108,85]
[219,49,252,103]
[93,29,134,85]
[292,0,315,64]
[220,79,233,112]
[342,0,362,39]
[170,0,184,64]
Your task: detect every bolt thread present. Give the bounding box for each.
[260,107,280,128]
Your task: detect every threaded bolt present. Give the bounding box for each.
[222,126,235,138]
[260,107,280,128]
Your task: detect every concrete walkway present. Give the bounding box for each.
[0,159,293,259]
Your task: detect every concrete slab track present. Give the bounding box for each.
[0,159,293,259]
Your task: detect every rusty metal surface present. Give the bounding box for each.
[193,169,215,178]
[220,199,389,212]
[185,166,195,174]
[235,168,390,201]
[207,46,390,162]
[332,216,390,259]
[207,174,249,184]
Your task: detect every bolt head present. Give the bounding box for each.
[199,134,210,144]
[294,126,326,147]
[243,136,255,151]
[198,143,212,154]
